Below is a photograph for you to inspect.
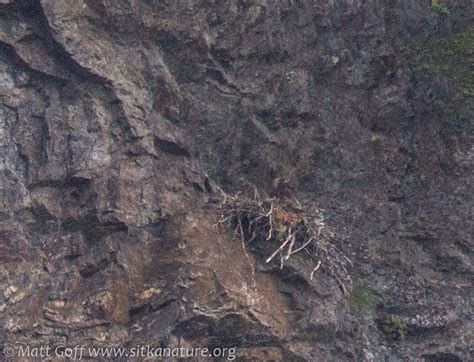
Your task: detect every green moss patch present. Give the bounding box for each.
[381,316,408,340]
[348,285,378,314]
[414,30,474,102]
[430,1,450,16]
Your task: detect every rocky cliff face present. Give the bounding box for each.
[0,0,472,360]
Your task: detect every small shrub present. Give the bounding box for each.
[382,316,408,340]
[431,0,449,16]
[370,135,384,145]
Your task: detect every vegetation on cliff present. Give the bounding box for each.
[415,30,474,101]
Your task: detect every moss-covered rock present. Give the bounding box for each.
[348,284,379,315]
[381,316,408,341]
[414,30,474,103]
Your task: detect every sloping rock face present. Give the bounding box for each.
[0,0,472,360]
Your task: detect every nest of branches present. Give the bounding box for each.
[217,189,352,289]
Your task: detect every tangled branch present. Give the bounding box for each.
[215,188,352,286]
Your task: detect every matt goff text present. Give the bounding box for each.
[2,344,237,360]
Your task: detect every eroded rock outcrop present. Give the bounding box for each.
[0,0,472,360]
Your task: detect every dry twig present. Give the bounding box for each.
[216,187,351,285]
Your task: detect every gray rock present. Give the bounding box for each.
[0,0,472,360]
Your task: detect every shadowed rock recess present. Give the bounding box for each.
[0,0,472,360]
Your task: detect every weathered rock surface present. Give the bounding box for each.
[0,0,472,360]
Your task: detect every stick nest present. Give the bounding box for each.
[216,188,352,287]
